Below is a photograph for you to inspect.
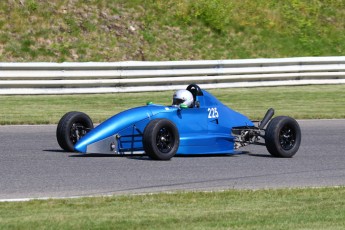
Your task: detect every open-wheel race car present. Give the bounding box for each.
[56,84,301,160]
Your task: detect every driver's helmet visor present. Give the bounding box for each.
[172,98,185,105]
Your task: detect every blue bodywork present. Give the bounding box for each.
[74,90,254,155]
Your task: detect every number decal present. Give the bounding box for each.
[208,108,219,118]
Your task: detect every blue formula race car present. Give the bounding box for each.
[56,84,301,160]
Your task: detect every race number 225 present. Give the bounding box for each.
[208,108,219,118]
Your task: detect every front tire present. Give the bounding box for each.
[265,116,301,158]
[56,111,93,152]
[143,119,179,160]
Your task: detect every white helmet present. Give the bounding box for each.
[172,89,194,107]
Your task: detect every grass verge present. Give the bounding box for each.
[0,187,345,229]
[1,1,345,61]
[0,85,344,125]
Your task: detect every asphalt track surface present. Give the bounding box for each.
[0,120,344,200]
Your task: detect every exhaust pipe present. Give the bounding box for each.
[259,108,275,129]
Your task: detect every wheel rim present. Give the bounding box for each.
[279,125,296,150]
[70,122,88,144]
[156,127,174,153]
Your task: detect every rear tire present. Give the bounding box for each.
[56,111,93,152]
[265,116,301,158]
[143,119,179,160]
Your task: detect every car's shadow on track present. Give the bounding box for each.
[44,149,150,159]
[123,152,273,160]
[248,153,275,158]
[68,153,150,159]
[69,154,118,158]
[44,149,117,157]
[44,149,273,159]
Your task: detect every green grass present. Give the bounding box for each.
[1,187,345,229]
[0,85,344,125]
[1,0,345,62]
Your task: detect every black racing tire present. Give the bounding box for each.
[56,111,94,152]
[265,116,301,158]
[143,119,179,160]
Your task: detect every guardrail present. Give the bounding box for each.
[1,56,345,94]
